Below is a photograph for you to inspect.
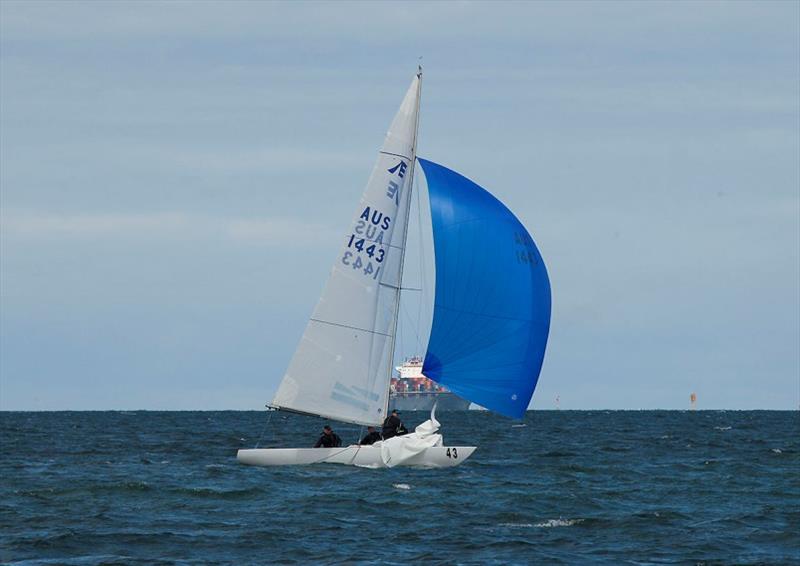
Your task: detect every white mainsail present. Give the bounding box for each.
[272,73,421,426]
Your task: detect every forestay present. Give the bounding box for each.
[418,159,551,419]
[272,75,421,426]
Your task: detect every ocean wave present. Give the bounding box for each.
[534,518,584,528]
[204,463,230,476]
[540,450,576,458]
[176,486,266,499]
[3,410,797,564]
[600,444,630,452]
[7,553,137,565]
[499,518,584,528]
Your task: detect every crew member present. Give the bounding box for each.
[381,409,407,440]
[314,425,342,448]
[359,426,382,446]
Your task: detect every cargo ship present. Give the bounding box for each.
[388,357,471,411]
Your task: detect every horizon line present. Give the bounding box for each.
[0,408,796,413]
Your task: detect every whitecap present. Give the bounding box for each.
[393,483,411,490]
[511,424,527,428]
[534,518,583,528]
[500,519,583,528]
[499,522,534,528]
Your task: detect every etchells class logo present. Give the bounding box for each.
[388,160,407,178]
[386,160,407,206]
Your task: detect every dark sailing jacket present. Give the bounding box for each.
[381,415,407,439]
[314,432,342,448]
[359,431,382,445]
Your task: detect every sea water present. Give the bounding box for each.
[1,410,798,564]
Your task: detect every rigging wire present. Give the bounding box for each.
[383,72,422,416]
[393,172,429,359]
[254,409,275,449]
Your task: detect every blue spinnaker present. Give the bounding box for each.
[418,158,551,419]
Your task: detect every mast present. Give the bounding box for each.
[271,70,425,427]
[383,66,423,417]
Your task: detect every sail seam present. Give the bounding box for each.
[379,282,422,291]
[310,318,393,338]
[380,150,412,161]
[341,235,403,251]
[434,304,534,323]
[270,404,383,427]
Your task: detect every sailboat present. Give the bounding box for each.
[237,69,551,468]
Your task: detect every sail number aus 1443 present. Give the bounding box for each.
[342,231,384,280]
[342,249,381,280]
[346,234,386,263]
[340,205,391,280]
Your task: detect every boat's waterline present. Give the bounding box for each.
[237,445,476,468]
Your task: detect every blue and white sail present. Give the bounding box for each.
[272,74,421,426]
[418,159,551,419]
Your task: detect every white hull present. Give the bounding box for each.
[237,445,476,468]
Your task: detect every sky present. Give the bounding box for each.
[1,1,798,411]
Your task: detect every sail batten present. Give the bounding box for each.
[380,151,413,160]
[309,318,394,338]
[418,158,551,419]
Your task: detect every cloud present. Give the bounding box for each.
[1,210,338,246]
[227,217,338,246]
[0,0,797,410]
[1,0,795,50]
